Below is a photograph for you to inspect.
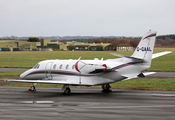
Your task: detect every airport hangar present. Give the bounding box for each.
[0,39,133,51]
[0,39,67,51]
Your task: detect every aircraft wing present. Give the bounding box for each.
[5,79,73,85]
[152,51,172,59]
[121,72,156,81]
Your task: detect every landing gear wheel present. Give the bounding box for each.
[102,84,112,92]
[29,86,36,91]
[64,87,71,95]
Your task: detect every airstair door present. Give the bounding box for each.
[45,62,53,80]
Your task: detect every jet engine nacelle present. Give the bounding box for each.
[75,60,107,74]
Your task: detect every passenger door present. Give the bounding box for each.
[45,62,53,80]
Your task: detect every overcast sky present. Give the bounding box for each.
[0,0,175,37]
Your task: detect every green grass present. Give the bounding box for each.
[111,78,175,90]
[4,78,175,91]
[0,71,23,78]
[149,48,175,72]
[0,48,175,71]
[1,48,174,90]
[0,51,128,68]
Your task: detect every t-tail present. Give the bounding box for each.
[131,30,157,70]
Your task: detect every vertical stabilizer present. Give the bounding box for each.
[131,30,157,68]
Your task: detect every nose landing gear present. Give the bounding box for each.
[29,86,36,91]
[28,83,37,91]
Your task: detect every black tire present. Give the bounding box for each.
[64,87,71,95]
[102,84,111,92]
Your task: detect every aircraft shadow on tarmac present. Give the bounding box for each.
[19,88,140,99]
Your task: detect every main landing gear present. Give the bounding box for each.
[61,84,71,95]
[102,84,112,92]
[28,83,37,91]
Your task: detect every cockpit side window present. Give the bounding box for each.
[37,64,40,69]
[33,64,40,69]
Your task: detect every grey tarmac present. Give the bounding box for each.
[0,68,175,119]
[0,86,175,120]
[0,68,28,72]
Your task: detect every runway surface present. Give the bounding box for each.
[0,68,175,119]
[1,86,175,120]
[0,68,28,72]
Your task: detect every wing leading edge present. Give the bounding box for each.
[5,79,71,85]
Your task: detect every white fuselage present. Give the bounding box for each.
[20,58,144,86]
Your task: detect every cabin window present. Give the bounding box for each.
[72,65,75,69]
[53,64,56,69]
[59,64,63,69]
[66,65,69,69]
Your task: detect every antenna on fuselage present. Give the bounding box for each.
[101,58,103,61]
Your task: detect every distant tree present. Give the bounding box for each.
[157,34,175,40]
[130,40,139,48]
[27,37,40,42]
[162,37,173,46]
[102,38,111,43]
[110,38,119,47]
[59,40,67,44]
[156,39,163,46]
[118,38,130,45]
[93,38,101,43]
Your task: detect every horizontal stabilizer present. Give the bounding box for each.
[142,72,156,76]
[122,72,156,81]
[152,51,172,59]
[110,53,143,61]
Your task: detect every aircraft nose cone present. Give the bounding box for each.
[20,69,33,80]
[20,73,25,79]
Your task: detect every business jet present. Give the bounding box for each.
[6,30,172,94]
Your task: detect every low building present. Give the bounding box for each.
[116,45,134,51]
[0,40,38,51]
[67,43,116,51]
[0,39,68,51]
[74,45,90,51]
[0,39,133,52]
[40,39,50,48]
[104,45,116,51]
[47,42,67,50]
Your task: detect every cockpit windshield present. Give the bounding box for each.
[33,64,40,69]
